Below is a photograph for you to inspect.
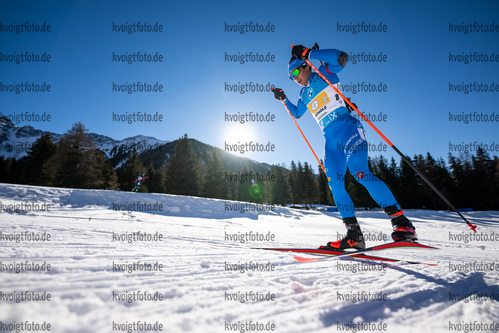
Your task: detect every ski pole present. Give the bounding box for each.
[294,45,477,232]
[273,90,327,175]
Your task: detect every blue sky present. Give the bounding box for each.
[1,0,498,170]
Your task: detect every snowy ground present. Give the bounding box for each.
[1,183,498,333]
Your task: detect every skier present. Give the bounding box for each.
[132,173,146,192]
[272,45,417,250]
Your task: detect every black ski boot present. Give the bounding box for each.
[384,205,418,242]
[320,217,366,250]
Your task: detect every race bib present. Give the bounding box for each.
[306,83,345,123]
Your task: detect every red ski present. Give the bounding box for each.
[257,241,438,265]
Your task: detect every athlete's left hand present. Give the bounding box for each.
[345,98,358,112]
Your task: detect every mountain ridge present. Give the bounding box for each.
[0,116,273,172]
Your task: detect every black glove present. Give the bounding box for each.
[271,88,287,101]
[291,44,311,60]
[338,51,348,67]
[345,98,358,112]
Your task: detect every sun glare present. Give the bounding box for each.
[224,123,257,145]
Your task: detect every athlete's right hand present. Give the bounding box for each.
[271,88,287,101]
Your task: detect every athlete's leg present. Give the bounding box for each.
[345,139,398,209]
[344,116,417,241]
[322,119,365,249]
[323,125,355,219]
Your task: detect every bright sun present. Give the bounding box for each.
[223,123,258,146]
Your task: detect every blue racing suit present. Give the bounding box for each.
[284,49,398,218]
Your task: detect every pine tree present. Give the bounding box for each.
[42,122,106,189]
[493,156,499,210]
[102,159,116,190]
[43,136,66,186]
[412,154,434,209]
[69,122,105,188]
[147,165,165,194]
[196,156,207,195]
[120,149,144,192]
[86,149,108,189]
[448,153,466,208]
[0,157,15,183]
[288,161,306,206]
[302,162,318,208]
[470,148,497,210]
[288,161,298,205]
[398,155,420,208]
[425,153,453,210]
[388,156,401,200]
[164,134,199,196]
[108,169,120,191]
[0,156,8,183]
[227,172,239,201]
[21,134,56,185]
[271,164,291,205]
[202,150,229,199]
[237,167,254,202]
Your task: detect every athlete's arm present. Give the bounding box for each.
[309,49,348,74]
[272,87,308,118]
[284,97,307,118]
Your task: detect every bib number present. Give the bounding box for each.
[306,84,345,123]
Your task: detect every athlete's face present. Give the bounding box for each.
[292,64,312,86]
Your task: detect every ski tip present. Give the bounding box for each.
[293,256,320,263]
[411,242,440,250]
[379,241,439,250]
[418,262,438,266]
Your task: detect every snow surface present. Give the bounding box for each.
[1,183,498,333]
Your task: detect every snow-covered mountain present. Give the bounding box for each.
[0,117,273,172]
[0,183,498,332]
[0,116,63,159]
[0,117,169,163]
